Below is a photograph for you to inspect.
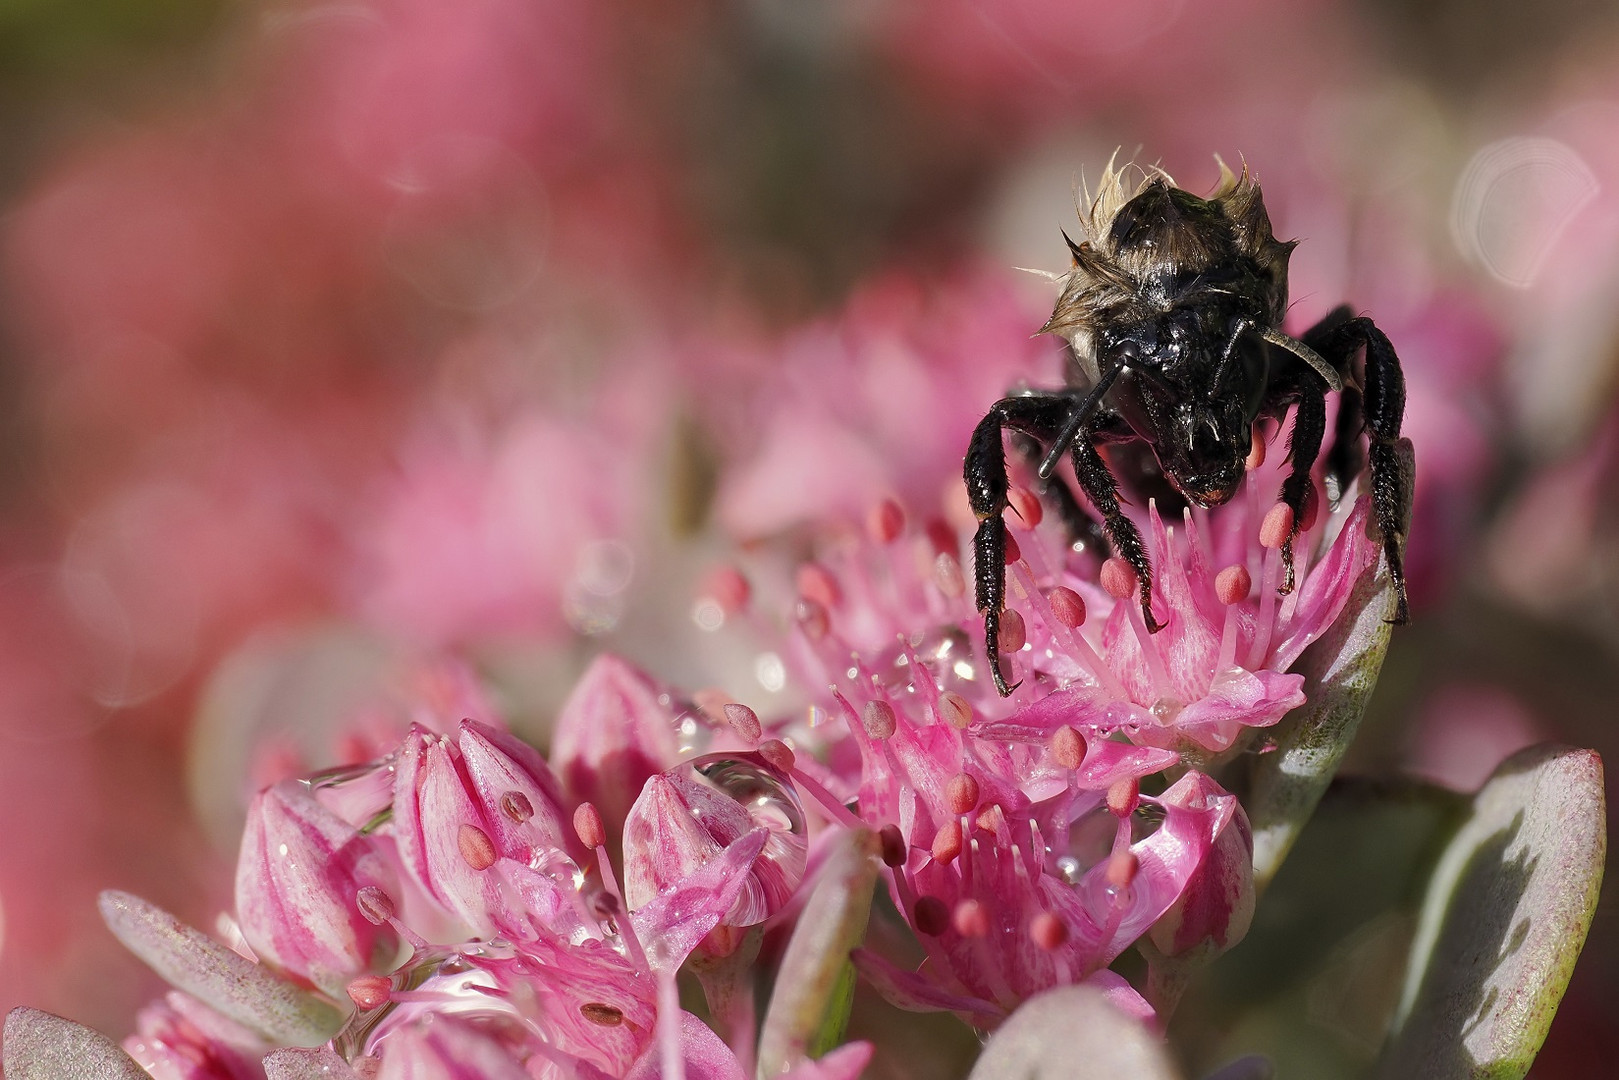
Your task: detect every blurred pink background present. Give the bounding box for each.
[1,0,1617,1075]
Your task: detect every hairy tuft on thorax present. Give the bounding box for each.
[1040,157,1295,374]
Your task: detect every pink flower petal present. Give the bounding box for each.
[375,1015,531,1080]
[458,718,572,858]
[630,828,769,974]
[778,1041,875,1080]
[624,1012,746,1080]
[551,655,684,829]
[850,949,1002,1027]
[1270,496,1378,670]
[1170,669,1306,752]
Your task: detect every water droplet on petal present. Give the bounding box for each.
[1150,697,1184,724]
[1052,804,1117,878]
[1079,875,1133,925]
[872,625,982,696]
[1130,801,1165,844]
[302,757,397,833]
[670,752,808,924]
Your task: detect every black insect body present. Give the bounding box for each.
[965,163,1411,696]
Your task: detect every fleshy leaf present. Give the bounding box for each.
[1199,1055,1274,1080]
[756,828,879,1079]
[966,984,1183,1080]
[1166,776,1464,1079]
[98,890,344,1046]
[1241,517,1400,893]
[3,1007,150,1080]
[263,1046,361,1080]
[1377,744,1606,1080]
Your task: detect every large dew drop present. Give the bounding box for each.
[872,625,984,696]
[668,752,809,925]
[302,757,398,834]
[1047,801,1164,884]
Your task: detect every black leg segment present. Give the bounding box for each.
[1302,312,1412,623]
[965,393,1084,696]
[1071,436,1161,634]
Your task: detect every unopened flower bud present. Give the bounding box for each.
[1148,786,1255,963]
[235,782,399,997]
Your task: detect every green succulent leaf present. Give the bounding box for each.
[98,890,344,1046]
[1170,777,1464,1080]
[967,984,1183,1080]
[1377,744,1606,1080]
[756,828,879,1079]
[1243,537,1399,894]
[2,1007,151,1080]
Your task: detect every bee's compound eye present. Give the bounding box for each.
[1113,340,1140,363]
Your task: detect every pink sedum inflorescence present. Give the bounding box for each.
[3,421,1378,1075]
[757,443,1376,1022]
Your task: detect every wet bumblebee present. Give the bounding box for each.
[966,161,1411,695]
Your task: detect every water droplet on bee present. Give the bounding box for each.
[669,752,808,924]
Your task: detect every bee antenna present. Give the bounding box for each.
[1255,325,1344,392]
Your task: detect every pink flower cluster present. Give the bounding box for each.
[91,655,853,1080]
[737,432,1376,1023]
[7,376,1380,1078]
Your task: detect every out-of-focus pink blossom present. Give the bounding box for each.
[714,272,1057,538]
[123,993,271,1080]
[351,408,648,647]
[867,0,1331,135]
[550,654,698,832]
[1405,684,1545,792]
